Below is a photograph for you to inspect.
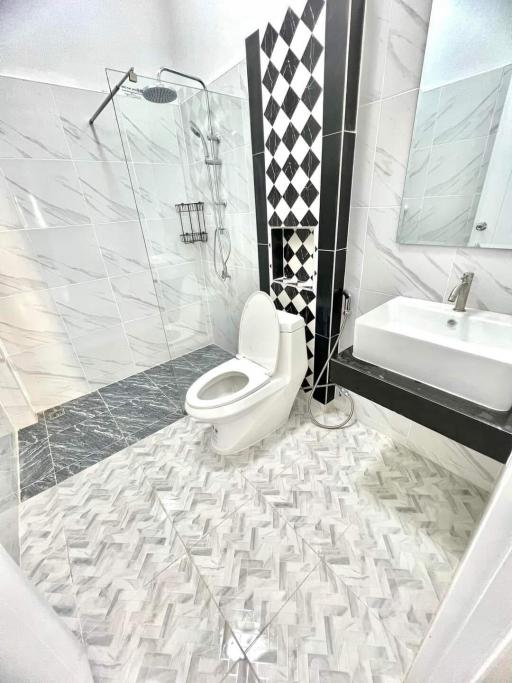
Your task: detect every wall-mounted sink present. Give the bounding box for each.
[353,297,512,411]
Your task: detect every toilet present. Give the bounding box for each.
[185,291,307,454]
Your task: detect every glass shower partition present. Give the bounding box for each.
[105,68,241,405]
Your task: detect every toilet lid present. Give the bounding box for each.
[238,291,280,374]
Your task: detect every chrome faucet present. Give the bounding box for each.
[448,272,474,312]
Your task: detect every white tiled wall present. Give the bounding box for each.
[342,0,508,490]
[178,61,259,355]
[0,68,259,423]
[0,75,177,419]
[0,397,19,561]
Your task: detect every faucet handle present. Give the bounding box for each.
[460,271,474,284]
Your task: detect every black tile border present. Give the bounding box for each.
[318,132,342,250]
[271,229,284,280]
[344,0,365,131]
[331,348,512,463]
[246,31,265,154]
[313,333,337,402]
[335,132,356,250]
[258,243,271,292]
[252,152,268,243]
[322,0,350,135]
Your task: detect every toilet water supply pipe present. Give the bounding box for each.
[307,290,355,429]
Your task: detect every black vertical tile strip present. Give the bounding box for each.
[330,249,347,338]
[336,132,356,250]
[245,31,265,154]
[322,0,350,135]
[318,132,342,250]
[271,230,284,280]
[252,152,268,243]
[315,250,334,338]
[258,244,270,293]
[345,0,365,131]
[313,333,337,403]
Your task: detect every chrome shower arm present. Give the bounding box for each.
[89,67,137,125]
[157,66,216,141]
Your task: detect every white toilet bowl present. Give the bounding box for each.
[185,291,307,454]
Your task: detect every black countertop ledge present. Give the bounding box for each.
[330,347,512,464]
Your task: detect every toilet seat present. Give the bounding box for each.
[186,357,270,409]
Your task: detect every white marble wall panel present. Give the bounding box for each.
[0,403,19,561]
[94,221,151,276]
[124,314,170,370]
[51,87,125,162]
[10,341,90,412]
[73,325,135,389]
[131,162,187,220]
[52,279,122,338]
[0,159,90,228]
[110,271,160,322]
[76,161,138,223]
[0,77,69,160]
[165,300,212,359]
[0,75,177,418]
[344,0,512,485]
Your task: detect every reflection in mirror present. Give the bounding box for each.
[397,0,512,249]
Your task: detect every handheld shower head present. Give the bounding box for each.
[190,120,210,158]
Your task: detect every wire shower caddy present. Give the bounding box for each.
[175,202,208,243]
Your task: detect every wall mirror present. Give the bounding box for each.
[397,0,512,248]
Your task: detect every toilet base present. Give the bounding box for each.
[207,391,296,455]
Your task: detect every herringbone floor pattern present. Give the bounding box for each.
[19,394,488,682]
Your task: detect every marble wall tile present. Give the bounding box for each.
[0,77,69,160]
[490,65,512,135]
[52,279,122,338]
[120,97,181,164]
[425,137,487,197]
[26,225,107,288]
[156,261,207,313]
[350,390,412,443]
[371,90,418,206]
[210,92,246,153]
[361,207,455,299]
[220,147,252,214]
[408,421,502,492]
[433,68,502,145]
[0,159,90,228]
[202,212,258,270]
[344,208,368,291]
[10,341,90,412]
[110,270,160,322]
[131,162,187,220]
[358,0,390,106]
[0,169,24,230]
[415,195,474,245]
[382,0,431,99]
[143,217,202,268]
[210,62,249,99]
[402,147,430,198]
[94,220,151,276]
[0,231,49,297]
[448,248,512,315]
[124,314,171,370]
[0,361,35,429]
[411,87,440,149]
[180,90,210,165]
[76,160,137,223]
[351,102,380,207]
[166,300,213,358]
[51,86,125,161]
[72,324,135,389]
[0,289,68,355]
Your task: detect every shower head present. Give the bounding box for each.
[141,84,178,104]
[190,121,203,138]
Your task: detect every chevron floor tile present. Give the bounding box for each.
[19,392,488,682]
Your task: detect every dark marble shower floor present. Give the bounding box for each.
[18,344,232,501]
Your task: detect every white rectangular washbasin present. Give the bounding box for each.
[353,296,512,412]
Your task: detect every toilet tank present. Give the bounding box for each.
[275,310,307,380]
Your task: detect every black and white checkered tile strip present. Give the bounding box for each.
[271,281,315,387]
[261,0,325,230]
[283,228,316,282]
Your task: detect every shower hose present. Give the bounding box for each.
[307,292,355,429]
